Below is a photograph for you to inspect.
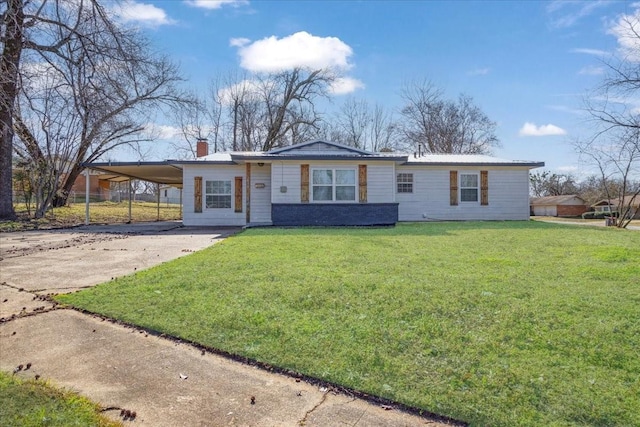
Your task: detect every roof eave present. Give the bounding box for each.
[401,161,545,168]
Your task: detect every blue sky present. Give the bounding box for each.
[110,0,639,177]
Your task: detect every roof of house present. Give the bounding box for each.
[189,140,544,167]
[83,140,545,184]
[530,195,587,206]
[405,154,543,167]
[592,195,640,208]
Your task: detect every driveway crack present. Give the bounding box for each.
[298,390,329,426]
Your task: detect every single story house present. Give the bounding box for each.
[530,195,589,217]
[173,140,544,226]
[592,195,640,219]
[85,140,544,226]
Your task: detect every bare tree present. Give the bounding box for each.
[529,170,579,198]
[399,80,499,155]
[172,92,212,159]
[578,14,640,228]
[10,0,187,217]
[334,97,370,149]
[369,103,399,152]
[575,128,640,228]
[259,67,334,151]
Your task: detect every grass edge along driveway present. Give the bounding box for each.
[58,222,640,426]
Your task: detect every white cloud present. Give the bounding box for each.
[546,105,583,115]
[229,37,250,47]
[579,65,605,75]
[607,6,640,61]
[233,31,354,73]
[114,1,175,26]
[329,77,365,95]
[519,122,567,137]
[570,48,609,56]
[145,123,182,140]
[185,0,248,10]
[467,67,490,76]
[547,0,609,28]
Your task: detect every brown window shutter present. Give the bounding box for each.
[194,176,202,213]
[449,171,458,206]
[301,164,309,203]
[480,170,488,206]
[234,176,243,212]
[359,164,367,203]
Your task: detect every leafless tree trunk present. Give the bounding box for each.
[10,0,188,217]
[0,0,25,219]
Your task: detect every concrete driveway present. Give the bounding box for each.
[0,222,452,426]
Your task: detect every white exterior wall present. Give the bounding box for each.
[160,186,181,204]
[271,161,396,204]
[182,164,247,226]
[397,166,531,221]
[250,164,272,223]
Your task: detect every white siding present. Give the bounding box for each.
[182,164,246,226]
[250,164,272,223]
[271,160,396,204]
[271,162,302,204]
[397,166,531,221]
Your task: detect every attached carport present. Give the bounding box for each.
[82,161,184,225]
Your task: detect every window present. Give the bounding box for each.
[205,180,231,208]
[397,173,413,193]
[312,169,356,202]
[460,174,478,202]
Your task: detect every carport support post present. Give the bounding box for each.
[156,183,160,221]
[85,168,90,225]
[128,179,132,223]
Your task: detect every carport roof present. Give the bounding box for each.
[84,161,184,187]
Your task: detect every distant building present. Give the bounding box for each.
[530,195,589,217]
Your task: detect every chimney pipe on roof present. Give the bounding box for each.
[196,138,209,158]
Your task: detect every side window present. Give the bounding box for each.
[460,174,479,202]
[397,173,413,193]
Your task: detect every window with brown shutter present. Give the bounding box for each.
[234,177,243,212]
[480,170,488,206]
[301,164,309,203]
[450,171,458,206]
[359,164,367,203]
[194,176,202,213]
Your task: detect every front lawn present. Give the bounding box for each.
[58,222,640,426]
[0,372,122,427]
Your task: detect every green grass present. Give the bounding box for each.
[0,372,122,427]
[57,222,640,426]
[0,201,181,232]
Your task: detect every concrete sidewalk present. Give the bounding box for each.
[0,223,451,426]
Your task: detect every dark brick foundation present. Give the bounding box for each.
[271,203,399,226]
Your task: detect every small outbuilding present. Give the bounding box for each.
[530,195,589,217]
